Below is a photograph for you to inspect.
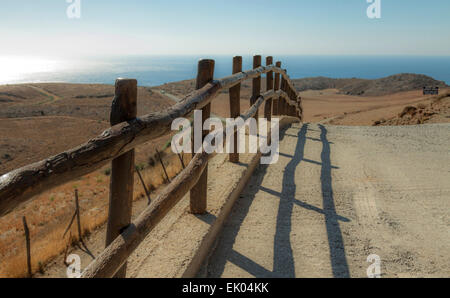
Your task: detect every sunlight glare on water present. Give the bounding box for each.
[0,56,66,84]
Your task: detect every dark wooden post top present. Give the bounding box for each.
[196,59,215,90]
[252,55,262,120]
[110,79,137,125]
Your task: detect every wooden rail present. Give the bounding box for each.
[0,55,303,278]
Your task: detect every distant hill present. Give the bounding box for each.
[293,73,448,96]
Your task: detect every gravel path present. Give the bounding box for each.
[204,123,450,278]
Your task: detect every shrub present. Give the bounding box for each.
[135,163,146,171]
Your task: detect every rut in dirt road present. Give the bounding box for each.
[204,123,450,278]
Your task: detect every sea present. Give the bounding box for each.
[1,55,449,87]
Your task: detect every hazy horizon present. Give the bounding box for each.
[1,55,449,86]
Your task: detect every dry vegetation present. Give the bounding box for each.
[0,149,191,277]
[0,82,192,277]
[0,78,266,277]
[1,74,449,277]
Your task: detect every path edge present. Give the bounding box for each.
[181,116,300,277]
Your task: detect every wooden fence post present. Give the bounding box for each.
[251,55,262,121]
[190,59,215,214]
[277,63,285,115]
[288,88,294,116]
[229,56,242,164]
[105,78,137,278]
[292,90,298,117]
[22,216,32,278]
[264,56,274,120]
[298,96,303,120]
[280,76,287,115]
[264,56,274,144]
[273,61,281,115]
[286,70,295,116]
[284,70,291,116]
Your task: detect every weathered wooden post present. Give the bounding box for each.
[264,56,274,144]
[287,70,296,116]
[229,56,242,164]
[278,65,286,115]
[290,84,297,117]
[22,216,32,278]
[298,96,303,120]
[105,78,137,278]
[251,55,262,121]
[293,90,299,117]
[285,70,292,116]
[273,61,281,115]
[264,56,274,120]
[288,87,295,116]
[284,70,291,116]
[190,59,215,214]
[280,75,287,115]
[293,92,299,117]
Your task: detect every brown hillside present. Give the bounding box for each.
[0,83,174,175]
[373,92,450,126]
[0,82,188,277]
[293,73,448,96]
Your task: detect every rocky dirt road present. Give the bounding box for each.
[204,123,450,278]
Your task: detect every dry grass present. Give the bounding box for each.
[0,82,189,277]
[0,147,189,278]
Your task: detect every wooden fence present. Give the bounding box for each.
[0,55,303,278]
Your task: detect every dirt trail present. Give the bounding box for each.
[28,85,62,104]
[204,123,450,278]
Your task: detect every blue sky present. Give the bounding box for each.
[1,0,449,57]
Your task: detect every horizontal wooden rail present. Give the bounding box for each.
[0,55,303,280]
[81,151,210,278]
[81,87,288,277]
[0,83,218,217]
[0,64,302,217]
[219,65,297,94]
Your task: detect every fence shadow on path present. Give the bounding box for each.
[206,123,307,277]
[206,123,350,278]
[318,124,350,278]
